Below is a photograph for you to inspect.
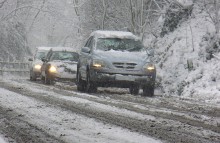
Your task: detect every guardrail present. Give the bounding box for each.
[0,61,30,77]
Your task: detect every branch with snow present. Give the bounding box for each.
[0,0,7,8]
[212,54,220,60]
[0,5,50,22]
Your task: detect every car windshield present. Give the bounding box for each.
[50,51,78,62]
[35,51,46,60]
[96,38,144,52]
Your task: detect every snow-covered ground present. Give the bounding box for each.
[150,3,220,104]
[0,136,7,143]
[0,76,220,142]
[0,85,162,143]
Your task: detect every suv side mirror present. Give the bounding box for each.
[28,58,33,61]
[81,47,90,53]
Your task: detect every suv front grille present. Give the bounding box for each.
[113,62,137,69]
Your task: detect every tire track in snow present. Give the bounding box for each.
[0,79,220,143]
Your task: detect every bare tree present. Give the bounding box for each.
[128,0,165,40]
[28,0,46,32]
[200,0,220,59]
[203,0,220,34]
[0,0,81,61]
[0,0,7,8]
[102,0,107,30]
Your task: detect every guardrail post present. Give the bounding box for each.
[0,62,3,77]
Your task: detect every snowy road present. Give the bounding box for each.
[0,78,220,143]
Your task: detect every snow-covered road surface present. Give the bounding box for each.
[0,135,7,143]
[0,87,160,143]
[0,78,220,143]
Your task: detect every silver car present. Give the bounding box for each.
[41,47,79,84]
[29,47,52,81]
[77,30,156,96]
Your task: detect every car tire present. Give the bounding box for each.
[45,73,54,85]
[40,73,45,82]
[86,70,97,93]
[30,70,37,81]
[129,85,139,95]
[45,73,50,84]
[76,69,86,92]
[143,84,154,97]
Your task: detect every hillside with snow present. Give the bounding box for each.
[151,2,220,103]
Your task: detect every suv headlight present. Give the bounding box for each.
[144,63,156,72]
[92,59,105,68]
[49,65,57,73]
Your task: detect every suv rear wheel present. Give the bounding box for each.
[76,68,86,91]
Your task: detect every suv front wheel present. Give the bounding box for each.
[76,68,86,92]
[129,85,139,95]
[86,70,97,93]
[143,84,154,97]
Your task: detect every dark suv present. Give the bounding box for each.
[77,30,156,96]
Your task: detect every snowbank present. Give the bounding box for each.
[152,4,220,103]
[0,135,7,143]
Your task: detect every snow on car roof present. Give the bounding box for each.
[37,47,78,52]
[37,47,53,51]
[90,30,139,39]
[50,47,77,52]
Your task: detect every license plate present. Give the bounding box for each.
[115,75,135,81]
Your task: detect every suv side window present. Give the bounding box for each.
[85,38,91,47]
[85,36,94,50]
[88,37,94,50]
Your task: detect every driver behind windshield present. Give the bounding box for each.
[50,52,78,62]
[96,38,144,52]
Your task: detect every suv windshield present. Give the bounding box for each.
[50,51,78,62]
[96,38,144,52]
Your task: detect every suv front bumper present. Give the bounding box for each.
[89,68,155,87]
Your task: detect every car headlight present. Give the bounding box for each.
[49,65,57,73]
[92,60,105,68]
[34,64,41,70]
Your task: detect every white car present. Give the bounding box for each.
[29,47,52,81]
[40,47,79,84]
